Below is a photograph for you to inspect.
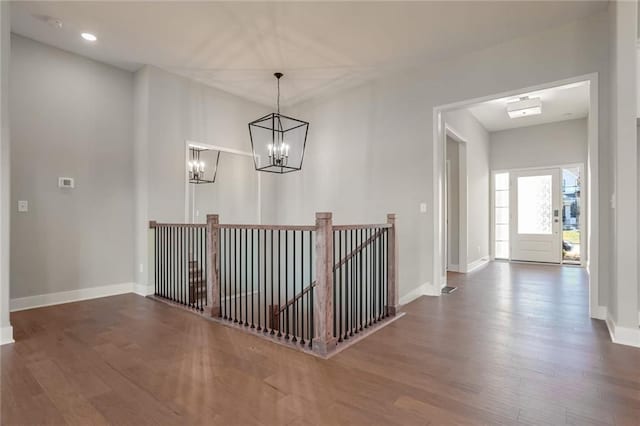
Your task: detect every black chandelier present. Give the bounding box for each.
[248,73,309,173]
[188,146,220,184]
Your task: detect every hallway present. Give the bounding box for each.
[2,262,639,425]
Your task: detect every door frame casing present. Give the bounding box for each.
[183,140,262,224]
[432,73,599,319]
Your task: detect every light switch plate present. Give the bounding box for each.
[419,202,427,213]
[18,200,28,212]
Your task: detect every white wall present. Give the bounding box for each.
[191,151,260,224]
[134,66,270,292]
[0,2,12,344]
[9,35,135,301]
[608,0,638,331]
[490,118,588,170]
[270,11,611,301]
[445,109,491,269]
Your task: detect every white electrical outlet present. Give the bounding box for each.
[17,200,28,212]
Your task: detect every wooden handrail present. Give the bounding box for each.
[214,224,316,231]
[278,228,386,315]
[333,224,392,230]
[333,228,385,271]
[278,281,317,314]
[149,221,206,229]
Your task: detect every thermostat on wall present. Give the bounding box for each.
[58,177,74,188]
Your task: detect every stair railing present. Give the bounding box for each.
[208,212,399,356]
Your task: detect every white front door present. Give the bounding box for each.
[510,168,561,263]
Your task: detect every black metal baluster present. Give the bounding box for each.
[228,228,232,320]
[332,230,336,339]
[277,230,282,338]
[284,231,289,340]
[161,227,165,298]
[238,227,243,322]
[158,227,161,297]
[300,231,305,345]
[256,229,261,330]
[233,228,238,323]
[185,227,191,307]
[220,228,226,318]
[344,230,350,340]
[370,229,374,326]
[263,229,268,333]
[292,231,297,342]
[222,229,227,319]
[309,230,313,348]
[385,229,389,318]
[270,230,275,335]
[153,228,157,295]
[364,228,369,329]
[338,230,343,342]
[201,227,204,310]
[359,228,364,331]
[243,228,247,326]
[172,227,176,303]
[251,229,255,328]
[378,228,382,321]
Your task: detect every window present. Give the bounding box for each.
[494,172,509,259]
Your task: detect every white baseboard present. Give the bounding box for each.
[10,282,136,312]
[1,325,14,345]
[591,305,607,320]
[400,282,434,305]
[446,264,460,272]
[604,310,640,348]
[466,257,490,273]
[133,283,154,296]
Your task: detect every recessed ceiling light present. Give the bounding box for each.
[81,32,97,42]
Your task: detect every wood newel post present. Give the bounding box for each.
[313,212,336,355]
[207,214,221,317]
[386,213,400,315]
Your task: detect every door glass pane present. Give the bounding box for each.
[495,241,509,259]
[517,175,552,235]
[495,190,509,208]
[494,172,509,259]
[562,167,581,263]
[495,224,509,241]
[495,207,509,224]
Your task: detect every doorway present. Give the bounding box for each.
[433,74,599,318]
[493,165,584,265]
[184,141,261,224]
[445,136,462,271]
[510,168,561,263]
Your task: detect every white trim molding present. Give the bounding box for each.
[604,309,640,348]
[10,282,136,312]
[400,282,434,305]
[466,257,490,273]
[133,283,154,297]
[1,325,14,345]
[591,305,608,321]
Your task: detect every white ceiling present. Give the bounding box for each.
[10,1,606,107]
[466,81,590,132]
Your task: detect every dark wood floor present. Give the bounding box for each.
[3,262,639,425]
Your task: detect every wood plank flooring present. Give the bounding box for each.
[2,262,639,425]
